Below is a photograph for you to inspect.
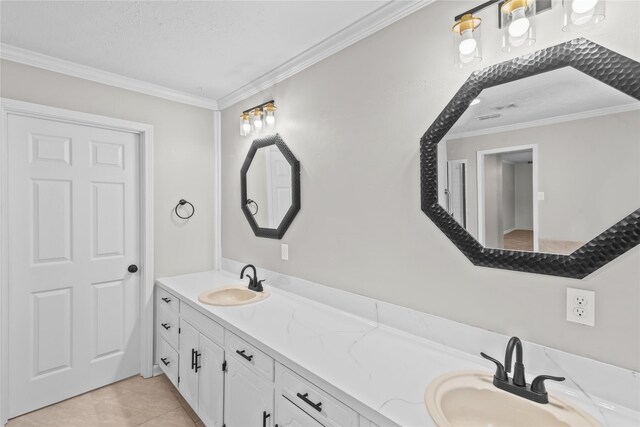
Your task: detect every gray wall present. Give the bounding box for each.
[515,163,534,230]
[221,1,640,369]
[448,110,639,243]
[484,154,504,248]
[1,59,216,277]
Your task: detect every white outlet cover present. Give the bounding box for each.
[281,244,289,261]
[566,288,595,326]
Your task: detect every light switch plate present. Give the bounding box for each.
[538,192,545,201]
[566,288,595,326]
[281,244,289,261]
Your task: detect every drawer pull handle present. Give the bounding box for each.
[263,411,271,427]
[161,323,171,330]
[296,392,322,412]
[160,357,170,366]
[161,297,172,303]
[236,349,254,362]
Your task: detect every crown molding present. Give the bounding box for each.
[0,43,218,110]
[216,0,433,110]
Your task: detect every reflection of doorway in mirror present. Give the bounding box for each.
[446,160,467,228]
[265,146,292,228]
[477,145,539,252]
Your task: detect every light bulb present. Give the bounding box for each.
[254,118,263,129]
[508,7,530,37]
[470,98,481,106]
[242,121,251,133]
[265,114,275,126]
[458,29,477,55]
[572,0,598,14]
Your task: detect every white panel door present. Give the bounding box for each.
[198,334,224,427]
[178,320,200,412]
[224,357,274,427]
[7,114,140,417]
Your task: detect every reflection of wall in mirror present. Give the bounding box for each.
[445,109,640,251]
[484,154,504,248]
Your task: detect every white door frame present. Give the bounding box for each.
[0,98,155,424]
[476,144,539,251]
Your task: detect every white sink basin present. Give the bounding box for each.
[426,371,600,427]
[198,286,270,306]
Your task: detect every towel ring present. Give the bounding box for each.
[175,199,195,219]
[246,199,259,216]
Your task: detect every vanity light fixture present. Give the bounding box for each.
[562,0,605,31]
[453,14,483,67]
[451,0,553,67]
[239,100,277,136]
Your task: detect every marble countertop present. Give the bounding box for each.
[156,270,629,427]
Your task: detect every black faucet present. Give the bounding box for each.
[240,264,264,292]
[481,337,565,404]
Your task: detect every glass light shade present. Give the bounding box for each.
[501,0,536,52]
[239,113,251,136]
[253,110,263,130]
[562,0,605,31]
[264,103,277,128]
[452,15,482,68]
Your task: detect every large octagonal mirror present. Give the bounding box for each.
[241,134,300,239]
[421,38,640,278]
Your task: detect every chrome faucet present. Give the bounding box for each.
[481,337,565,404]
[240,264,264,292]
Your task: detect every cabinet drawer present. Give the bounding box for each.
[180,303,224,346]
[158,338,179,387]
[277,365,357,427]
[157,287,179,314]
[157,305,179,350]
[226,331,274,381]
[276,394,324,427]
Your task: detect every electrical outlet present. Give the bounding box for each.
[567,288,595,326]
[281,244,288,261]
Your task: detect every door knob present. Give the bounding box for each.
[128,264,138,273]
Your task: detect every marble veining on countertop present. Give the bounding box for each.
[156,270,639,427]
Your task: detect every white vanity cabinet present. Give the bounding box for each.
[224,330,275,427]
[179,320,225,427]
[155,284,392,427]
[275,394,325,427]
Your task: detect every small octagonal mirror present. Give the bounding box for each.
[241,134,300,239]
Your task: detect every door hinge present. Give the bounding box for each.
[178,327,181,334]
[178,376,180,384]
[222,360,227,372]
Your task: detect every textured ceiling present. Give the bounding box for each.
[450,67,639,134]
[1,1,389,101]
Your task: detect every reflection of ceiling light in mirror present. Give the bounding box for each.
[470,98,481,106]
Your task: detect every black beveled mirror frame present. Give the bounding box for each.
[241,133,301,239]
[421,38,640,279]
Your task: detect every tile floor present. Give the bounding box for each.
[7,375,202,427]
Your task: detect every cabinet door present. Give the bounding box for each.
[178,320,199,412]
[276,395,324,427]
[224,357,274,427]
[198,334,224,427]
